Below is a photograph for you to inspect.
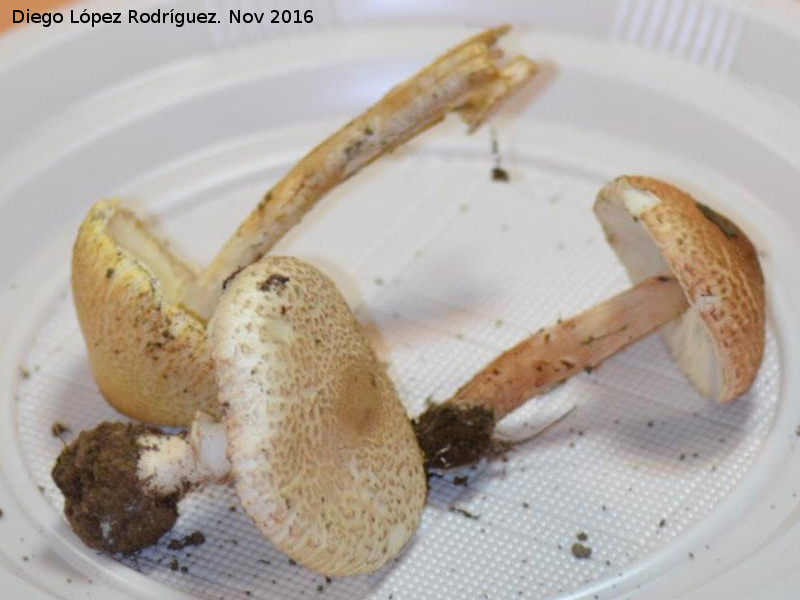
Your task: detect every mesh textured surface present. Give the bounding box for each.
[15,149,779,599]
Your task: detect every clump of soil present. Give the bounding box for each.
[412,404,495,471]
[571,542,592,559]
[491,167,510,182]
[51,422,180,555]
[168,531,206,550]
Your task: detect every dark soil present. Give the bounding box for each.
[51,422,180,555]
[491,167,510,182]
[412,404,495,471]
[168,531,206,550]
[571,542,592,559]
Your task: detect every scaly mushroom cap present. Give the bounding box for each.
[71,200,220,425]
[594,176,765,402]
[210,256,426,576]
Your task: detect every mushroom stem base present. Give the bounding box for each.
[139,414,231,495]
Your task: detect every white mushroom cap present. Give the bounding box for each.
[210,257,426,575]
[594,176,765,402]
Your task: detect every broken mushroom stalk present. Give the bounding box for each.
[54,256,427,576]
[72,26,537,427]
[414,176,766,471]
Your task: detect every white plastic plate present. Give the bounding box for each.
[1,1,800,599]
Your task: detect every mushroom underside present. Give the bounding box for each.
[595,176,765,402]
[105,206,197,307]
[593,191,721,398]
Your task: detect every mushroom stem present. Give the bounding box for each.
[180,26,536,320]
[450,274,688,419]
[138,414,230,495]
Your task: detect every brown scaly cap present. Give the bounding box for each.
[210,256,426,576]
[71,200,220,425]
[594,175,765,402]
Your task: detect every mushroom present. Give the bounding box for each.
[414,176,766,470]
[72,26,537,426]
[53,256,426,576]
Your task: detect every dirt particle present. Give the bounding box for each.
[20,368,30,379]
[491,167,509,182]
[168,531,206,550]
[51,422,70,438]
[374,277,384,286]
[571,542,592,559]
[449,506,479,520]
[257,191,273,211]
[659,519,666,528]
[222,266,245,290]
[453,476,469,486]
[258,274,290,293]
[576,531,588,542]
[169,559,179,571]
[489,132,509,182]
[344,138,366,161]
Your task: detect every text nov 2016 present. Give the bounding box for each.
[230,10,314,24]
